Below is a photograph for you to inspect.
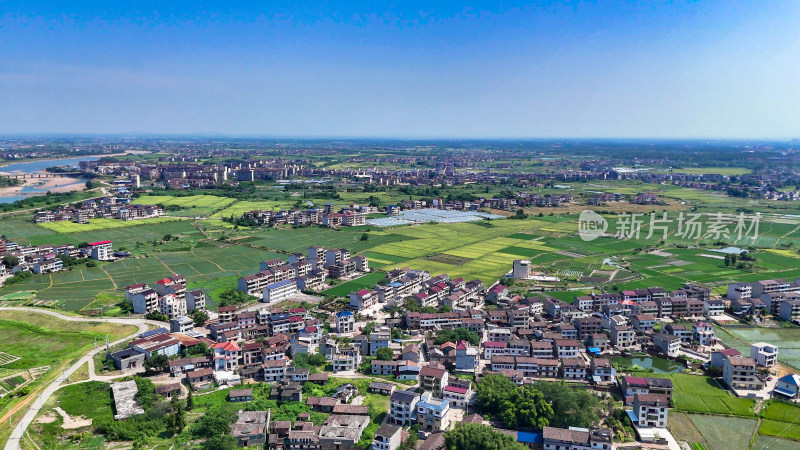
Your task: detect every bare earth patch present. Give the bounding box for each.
[35,412,58,424]
[55,406,93,429]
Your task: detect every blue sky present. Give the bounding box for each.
[1,1,799,138]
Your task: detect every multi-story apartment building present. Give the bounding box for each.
[416,393,450,432]
[633,393,669,428]
[723,356,764,390]
[389,390,419,426]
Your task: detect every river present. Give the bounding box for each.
[0,155,103,174]
[0,156,99,204]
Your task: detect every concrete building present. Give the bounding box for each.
[750,342,778,367]
[372,423,402,450]
[653,334,681,358]
[416,393,451,432]
[512,259,532,279]
[185,289,206,312]
[335,311,355,333]
[723,356,764,390]
[389,389,420,426]
[632,393,669,428]
[111,380,145,420]
[262,279,298,303]
[169,316,194,333]
[88,240,113,261]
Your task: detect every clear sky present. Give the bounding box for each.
[1,1,799,138]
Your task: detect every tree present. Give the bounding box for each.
[202,435,237,450]
[434,328,480,346]
[475,374,518,415]
[145,311,168,322]
[192,309,210,327]
[186,389,194,411]
[360,233,369,241]
[2,255,19,268]
[193,405,235,438]
[185,342,210,357]
[532,381,603,428]
[375,347,394,361]
[144,354,169,373]
[216,288,257,307]
[170,397,186,434]
[85,180,95,189]
[444,423,527,450]
[399,433,418,450]
[498,385,553,429]
[293,352,327,368]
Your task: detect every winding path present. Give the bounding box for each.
[1,307,162,450]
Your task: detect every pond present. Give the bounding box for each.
[610,356,685,373]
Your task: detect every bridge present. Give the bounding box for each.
[0,172,84,179]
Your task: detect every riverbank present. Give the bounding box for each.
[0,177,86,199]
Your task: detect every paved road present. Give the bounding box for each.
[0,307,161,450]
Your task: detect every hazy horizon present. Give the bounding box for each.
[2,1,799,138]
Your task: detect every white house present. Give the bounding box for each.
[750,342,778,367]
[262,279,298,303]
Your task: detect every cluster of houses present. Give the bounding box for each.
[242,203,370,228]
[33,192,164,224]
[728,278,800,323]
[69,237,790,449]
[80,157,308,189]
[125,274,206,320]
[349,268,485,313]
[0,239,114,276]
[237,246,369,303]
[99,256,800,450]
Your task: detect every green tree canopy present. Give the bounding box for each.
[192,309,210,327]
[475,374,518,415]
[532,381,603,428]
[192,405,236,439]
[375,347,394,361]
[499,385,553,429]
[444,424,527,450]
[434,328,480,346]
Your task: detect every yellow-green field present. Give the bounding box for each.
[37,216,186,233]
[210,199,304,218]
[133,194,237,209]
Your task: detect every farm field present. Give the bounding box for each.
[210,199,299,218]
[2,203,800,306]
[753,435,800,450]
[0,216,203,249]
[634,372,756,416]
[0,310,137,370]
[0,242,282,308]
[37,216,186,233]
[322,272,388,297]
[757,401,800,442]
[242,226,407,255]
[722,328,800,369]
[676,413,758,450]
